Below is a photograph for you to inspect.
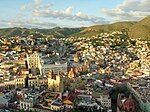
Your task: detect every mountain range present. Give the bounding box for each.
[0,16,150,40]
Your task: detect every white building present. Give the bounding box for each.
[26,52,42,75]
[50,100,63,111]
[42,62,67,75]
[20,92,39,111]
[20,99,34,111]
[96,94,111,108]
[26,52,68,76]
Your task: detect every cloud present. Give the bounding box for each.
[1,0,110,28]
[33,7,73,19]
[65,7,73,15]
[4,0,109,28]
[34,0,42,5]
[102,0,150,21]
[33,5,109,24]
[0,19,58,29]
[20,5,27,10]
[75,12,108,24]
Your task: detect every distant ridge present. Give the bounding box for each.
[0,16,149,40]
[74,21,136,37]
[129,16,150,40]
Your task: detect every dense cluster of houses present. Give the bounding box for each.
[0,31,149,111]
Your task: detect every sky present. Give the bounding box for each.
[0,0,149,28]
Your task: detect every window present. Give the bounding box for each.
[130,108,133,111]
[27,104,30,110]
[21,103,23,108]
[24,104,26,109]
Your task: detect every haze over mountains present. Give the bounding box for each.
[0,16,150,40]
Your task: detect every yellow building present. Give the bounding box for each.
[74,54,79,62]
[24,74,48,88]
[48,70,64,92]
[27,74,39,87]
[38,78,48,86]
[15,76,26,88]
[67,68,75,79]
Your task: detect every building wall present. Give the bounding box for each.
[48,75,63,92]
[20,101,33,111]
[50,105,62,111]
[39,78,48,86]
[42,63,67,75]
[3,81,15,89]
[28,78,39,87]
[97,94,111,108]
[15,77,25,88]
[26,52,41,73]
